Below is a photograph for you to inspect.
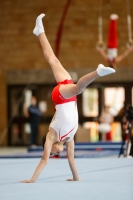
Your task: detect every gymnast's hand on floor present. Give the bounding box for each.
[20,179,35,183]
[66,178,82,181]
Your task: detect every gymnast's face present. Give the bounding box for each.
[50,142,64,156]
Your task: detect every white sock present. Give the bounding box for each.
[33,14,45,36]
[96,64,116,77]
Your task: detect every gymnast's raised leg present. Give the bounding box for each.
[33,14,115,99]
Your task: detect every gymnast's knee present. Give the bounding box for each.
[48,56,60,67]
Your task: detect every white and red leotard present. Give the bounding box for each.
[49,79,78,143]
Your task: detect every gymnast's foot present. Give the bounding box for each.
[33,14,45,36]
[96,64,116,77]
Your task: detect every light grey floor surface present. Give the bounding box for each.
[0,158,133,200]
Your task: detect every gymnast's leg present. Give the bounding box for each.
[33,14,72,83]
[59,64,115,98]
[33,14,115,99]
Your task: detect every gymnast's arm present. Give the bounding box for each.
[97,47,108,61]
[115,46,133,63]
[66,139,80,181]
[20,132,53,183]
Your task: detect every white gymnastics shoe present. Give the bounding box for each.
[33,14,45,36]
[96,64,116,77]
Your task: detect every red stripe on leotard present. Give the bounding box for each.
[59,126,76,141]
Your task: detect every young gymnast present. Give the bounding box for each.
[21,14,115,183]
[97,14,133,69]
